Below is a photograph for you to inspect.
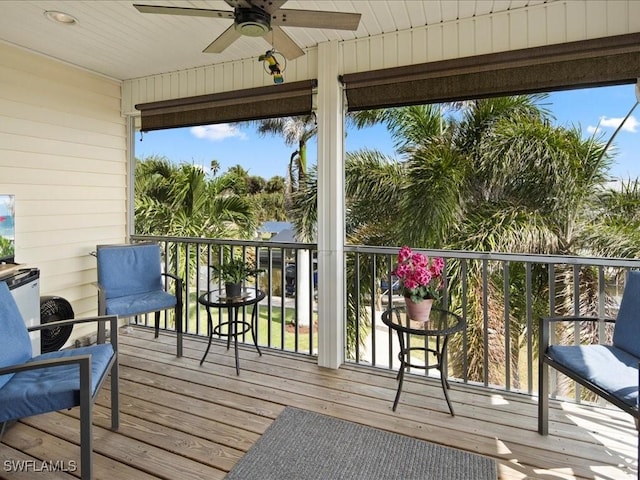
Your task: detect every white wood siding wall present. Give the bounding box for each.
[0,42,127,320]
[122,0,640,114]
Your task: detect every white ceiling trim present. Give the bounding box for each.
[0,1,553,80]
[121,0,640,114]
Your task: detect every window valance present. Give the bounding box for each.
[340,33,640,110]
[136,79,317,131]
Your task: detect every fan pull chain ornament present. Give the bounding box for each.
[259,49,285,84]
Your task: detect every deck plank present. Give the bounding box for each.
[1,328,636,480]
[121,333,638,478]
[20,413,225,480]
[96,390,261,452]
[0,419,162,480]
[0,443,76,480]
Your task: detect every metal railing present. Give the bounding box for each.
[345,245,640,401]
[131,235,640,402]
[131,235,319,357]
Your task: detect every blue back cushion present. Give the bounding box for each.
[97,243,163,299]
[612,270,640,358]
[0,282,33,389]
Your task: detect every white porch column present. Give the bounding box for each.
[316,40,345,369]
[295,248,311,327]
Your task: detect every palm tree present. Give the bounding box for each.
[585,179,640,259]
[135,156,259,302]
[222,164,251,195]
[252,115,317,211]
[210,159,220,176]
[265,175,286,194]
[291,96,640,385]
[135,156,257,240]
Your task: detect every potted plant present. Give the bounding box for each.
[211,257,264,298]
[393,245,444,322]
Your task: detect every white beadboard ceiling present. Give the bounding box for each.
[0,0,550,81]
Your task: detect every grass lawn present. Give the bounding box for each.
[184,292,318,354]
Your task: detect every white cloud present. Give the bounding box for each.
[620,115,638,132]
[587,125,600,135]
[593,115,639,133]
[190,124,247,141]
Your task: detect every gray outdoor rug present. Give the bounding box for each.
[225,407,497,480]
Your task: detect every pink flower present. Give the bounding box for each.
[415,269,431,286]
[404,278,418,290]
[412,252,428,267]
[432,257,445,275]
[393,245,444,302]
[398,245,412,263]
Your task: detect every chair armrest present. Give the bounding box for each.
[162,272,183,288]
[539,315,615,354]
[28,315,118,349]
[543,315,615,324]
[95,281,107,316]
[161,272,182,285]
[28,314,118,331]
[162,272,183,302]
[0,354,92,377]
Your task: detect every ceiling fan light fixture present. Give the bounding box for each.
[44,10,78,25]
[234,8,270,37]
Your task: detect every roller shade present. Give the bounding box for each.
[341,33,640,111]
[135,79,317,132]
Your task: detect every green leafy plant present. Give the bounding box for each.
[211,257,264,285]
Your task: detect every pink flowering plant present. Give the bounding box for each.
[393,245,445,303]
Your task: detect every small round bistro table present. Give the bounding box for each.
[198,287,265,375]
[381,306,465,416]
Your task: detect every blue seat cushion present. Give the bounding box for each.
[547,344,638,407]
[0,344,115,422]
[105,290,176,317]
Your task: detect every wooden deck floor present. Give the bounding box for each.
[1,327,637,480]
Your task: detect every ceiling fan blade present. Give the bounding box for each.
[271,9,361,30]
[133,4,234,19]
[270,26,304,60]
[203,25,242,53]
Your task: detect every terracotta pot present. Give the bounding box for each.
[225,282,242,298]
[404,297,433,323]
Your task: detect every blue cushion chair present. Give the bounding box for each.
[96,242,183,357]
[538,270,640,467]
[0,281,119,480]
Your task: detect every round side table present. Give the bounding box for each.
[198,287,265,375]
[382,306,464,415]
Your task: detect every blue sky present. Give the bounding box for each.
[135,84,639,181]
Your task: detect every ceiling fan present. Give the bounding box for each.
[133,1,362,60]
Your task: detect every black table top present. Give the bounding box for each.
[198,287,265,308]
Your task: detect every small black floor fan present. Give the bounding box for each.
[40,296,74,353]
